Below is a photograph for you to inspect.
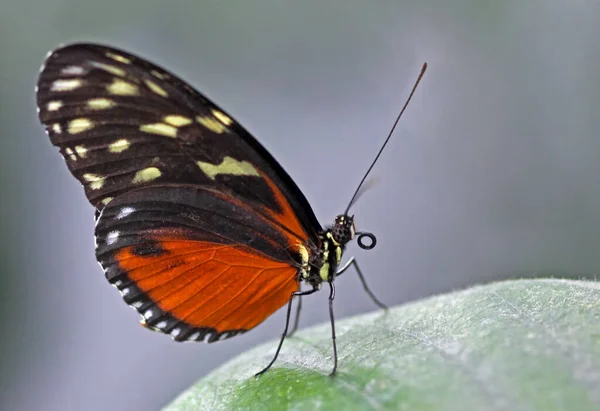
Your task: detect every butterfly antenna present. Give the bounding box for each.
[344,62,427,215]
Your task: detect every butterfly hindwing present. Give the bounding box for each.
[95,185,302,341]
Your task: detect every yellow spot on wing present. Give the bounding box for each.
[164,115,192,127]
[83,173,105,190]
[65,147,76,161]
[109,139,130,153]
[150,70,165,79]
[140,123,177,138]
[196,156,259,180]
[68,118,93,134]
[47,101,63,111]
[106,52,131,64]
[90,61,126,77]
[132,167,161,184]
[52,123,62,134]
[88,98,115,110]
[197,116,227,134]
[101,197,114,205]
[144,79,168,97]
[75,145,87,158]
[51,79,82,91]
[107,79,138,96]
[211,109,233,126]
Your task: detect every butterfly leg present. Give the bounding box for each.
[255,287,319,377]
[336,257,387,310]
[328,281,338,376]
[288,290,302,337]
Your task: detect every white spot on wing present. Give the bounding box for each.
[116,207,135,219]
[143,309,153,319]
[188,332,201,341]
[47,101,63,111]
[106,230,120,245]
[170,328,181,337]
[156,321,167,329]
[51,79,82,91]
[61,65,85,76]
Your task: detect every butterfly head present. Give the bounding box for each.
[332,214,355,245]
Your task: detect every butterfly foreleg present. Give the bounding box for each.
[255,286,319,377]
[335,256,387,310]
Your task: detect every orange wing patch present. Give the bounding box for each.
[260,173,310,243]
[115,237,299,338]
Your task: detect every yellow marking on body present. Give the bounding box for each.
[68,118,93,134]
[335,246,342,265]
[196,116,227,134]
[74,145,87,158]
[47,101,63,111]
[132,167,161,184]
[144,79,168,97]
[211,109,233,126]
[327,231,341,247]
[90,61,126,77]
[106,52,131,64]
[150,70,165,79]
[83,173,105,190]
[107,79,138,96]
[139,123,177,137]
[164,115,192,127]
[319,261,330,282]
[65,147,76,161]
[101,197,114,205]
[109,139,130,153]
[88,98,115,110]
[196,156,259,180]
[297,244,309,265]
[52,123,62,134]
[51,79,82,91]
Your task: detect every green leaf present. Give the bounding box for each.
[164,279,600,411]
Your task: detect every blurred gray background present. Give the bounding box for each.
[1,1,599,410]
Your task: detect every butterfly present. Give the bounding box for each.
[36,43,426,376]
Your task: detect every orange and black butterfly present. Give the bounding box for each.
[36,43,426,375]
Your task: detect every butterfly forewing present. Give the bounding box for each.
[36,43,321,240]
[37,43,321,342]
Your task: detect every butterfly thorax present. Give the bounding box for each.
[302,215,355,288]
